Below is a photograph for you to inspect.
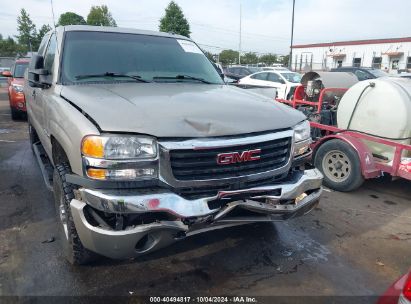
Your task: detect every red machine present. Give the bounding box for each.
[277,72,411,191]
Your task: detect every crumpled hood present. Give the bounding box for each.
[60,83,305,137]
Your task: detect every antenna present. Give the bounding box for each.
[50,0,57,29]
[49,0,60,57]
[239,3,242,65]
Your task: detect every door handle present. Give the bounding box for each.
[31,90,36,97]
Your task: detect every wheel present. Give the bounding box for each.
[11,107,20,120]
[28,122,39,153]
[314,139,364,192]
[53,163,96,265]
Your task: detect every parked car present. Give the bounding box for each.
[25,25,322,265]
[397,72,411,79]
[2,59,29,119]
[0,67,11,85]
[262,67,290,72]
[377,269,411,304]
[330,67,388,81]
[0,67,11,74]
[238,70,302,99]
[224,66,262,81]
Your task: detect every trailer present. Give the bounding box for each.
[276,73,411,191]
[309,122,411,191]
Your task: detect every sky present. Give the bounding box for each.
[0,0,410,55]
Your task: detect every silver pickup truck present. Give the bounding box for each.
[24,25,323,265]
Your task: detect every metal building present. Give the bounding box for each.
[291,37,411,73]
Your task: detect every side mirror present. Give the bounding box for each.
[2,70,11,77]
[28,54,51,88]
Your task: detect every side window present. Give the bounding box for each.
[354,70,370,81]
[267,73,282,83]
[251,73,268,80]
[37,34,50,55]
[44,34,57,74]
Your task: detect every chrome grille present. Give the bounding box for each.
[169,137,292,181]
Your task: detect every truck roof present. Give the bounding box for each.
[58,25,191,41]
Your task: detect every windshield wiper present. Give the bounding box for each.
[153,74,213,84]
[75,72,150,82]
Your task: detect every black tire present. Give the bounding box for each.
[314,139,364,192]
[11,107,20,120]
[53,163,96,265]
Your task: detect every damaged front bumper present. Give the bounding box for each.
[70,169,323,259]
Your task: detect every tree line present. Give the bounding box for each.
[0,5,117,57]
[0,1,285,67]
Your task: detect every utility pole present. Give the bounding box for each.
[288,0,295,69]
[239,3,242,65]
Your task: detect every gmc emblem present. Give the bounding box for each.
[217,149,261,165]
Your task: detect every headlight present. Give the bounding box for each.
[293,120,311,157]
[293,120,310,142]
[12,84,24,93]
[82,135,157,159]
[81,135,158,181]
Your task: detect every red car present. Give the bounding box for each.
[378,270,411,304]
[2,58,29,120]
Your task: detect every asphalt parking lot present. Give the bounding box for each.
[0,89,410,300]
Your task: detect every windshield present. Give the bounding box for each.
[14,63,29,78]
[280,72,302,83]
[368,69,389,77]
[61,31,224,84]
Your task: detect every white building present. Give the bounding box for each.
[291,37,411,73]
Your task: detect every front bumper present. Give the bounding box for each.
[70,169,323,259]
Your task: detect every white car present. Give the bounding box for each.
[238,70,302,99]
[397,72,411,79]
[262,67,290,72]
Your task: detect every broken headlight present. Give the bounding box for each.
[293,120,311,157]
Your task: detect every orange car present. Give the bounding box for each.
[2,58,29,120]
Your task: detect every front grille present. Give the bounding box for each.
[169,137,292,181]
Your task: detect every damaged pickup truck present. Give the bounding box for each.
[25,25,323,265]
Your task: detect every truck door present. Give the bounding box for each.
[27,34,50,140]
[35,33,57,155]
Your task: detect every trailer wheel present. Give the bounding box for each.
[314,139,364,192]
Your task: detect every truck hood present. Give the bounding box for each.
[60,83,305,138]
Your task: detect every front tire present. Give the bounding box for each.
[11,107,20,120]
[314,139,364,192]
[53,163,96,265]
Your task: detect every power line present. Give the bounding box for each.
[197,43,283,56]
[191,22,290,41]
